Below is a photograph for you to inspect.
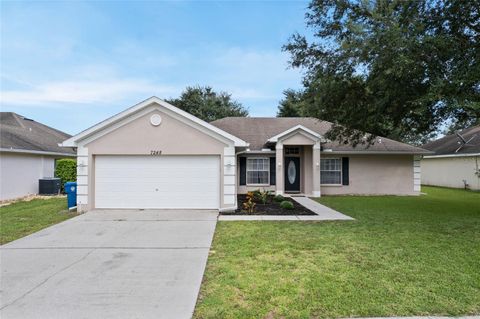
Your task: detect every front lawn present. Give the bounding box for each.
[0,197,76,244]
[194,186,480,318]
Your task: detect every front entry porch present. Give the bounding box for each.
[237,125,323,197]
[275,143,321,197]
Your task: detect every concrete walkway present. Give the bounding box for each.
[0,209,218,319]
[218,197,354,221]
[292,197,354,220]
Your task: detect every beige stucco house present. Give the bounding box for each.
[0,112,75,201]
[422,126,480,190]
[61,97,430,213]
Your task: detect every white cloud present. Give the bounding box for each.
[0,78,181,106]
[211,47,299,82]
[0,46,303,116]
[157,47,302,106]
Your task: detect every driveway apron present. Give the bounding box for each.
[0,209,218,319]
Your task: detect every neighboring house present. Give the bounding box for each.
[422,126,480,190]
[0,112,75,201]
[61,97,430,213]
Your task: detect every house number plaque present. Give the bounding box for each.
[150,150,162,155]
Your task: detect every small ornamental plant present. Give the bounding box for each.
[242,191,256,214]
[280,200,294,210]
[256,189,271,205]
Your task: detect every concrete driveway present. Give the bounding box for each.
[0,209,218,319]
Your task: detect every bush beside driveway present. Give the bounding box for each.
[194,187,480,318]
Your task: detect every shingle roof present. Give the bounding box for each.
[0,112,75,155]
[211,117,430,154]
[422,125,480,155]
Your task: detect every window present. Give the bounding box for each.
[320,158,342,185]
[285,147,300,155]
[246,158,270,185]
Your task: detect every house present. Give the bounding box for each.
[422,126,480,190]
[61,97,430,213]
[0,112,76,201]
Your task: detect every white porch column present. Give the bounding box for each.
[275,142,284,195]
[312,141,321,197]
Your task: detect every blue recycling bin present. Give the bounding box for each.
[65,182,77,208]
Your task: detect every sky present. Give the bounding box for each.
[0,0,310,135]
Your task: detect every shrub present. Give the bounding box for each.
[242,191,256,214]
[256,189,271,204]
[274,194,285,202]
[55,158,77,192]
[280,200,294,210]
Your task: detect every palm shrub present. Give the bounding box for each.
[55,158,77,192]
[256,189,271,204]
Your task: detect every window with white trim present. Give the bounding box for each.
[246,158,270,185]
[320,158,342,185]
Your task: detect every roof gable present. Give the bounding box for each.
[61,97,248,147]
[267,125,324,143]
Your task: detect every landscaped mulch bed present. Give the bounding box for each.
[220,195,316,215]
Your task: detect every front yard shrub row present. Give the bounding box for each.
[240,189,295,214]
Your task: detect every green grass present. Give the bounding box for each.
[0,197,76,244]
[194,186,480,319]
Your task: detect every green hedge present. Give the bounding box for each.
[280,200,294,210]
[55,158,77,192]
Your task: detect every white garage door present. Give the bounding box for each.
[95,155,220,209]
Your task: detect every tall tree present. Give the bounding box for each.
[277,89,306,117]
[167,86,248,122]
[284,0,480,145]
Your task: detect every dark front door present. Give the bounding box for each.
[284,157,300,192]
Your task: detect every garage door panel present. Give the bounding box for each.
[95,156,220,209]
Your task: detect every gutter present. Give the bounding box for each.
[0,148,76,157]
[234,149,431,156]
[423,153,480,159]
[320,150,433,155]
[236,150,276,155]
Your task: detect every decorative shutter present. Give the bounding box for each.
[269,157,276,185]
[342,157,349,185]
[239,157,246,185]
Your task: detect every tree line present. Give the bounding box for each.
[167,0,479,145]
